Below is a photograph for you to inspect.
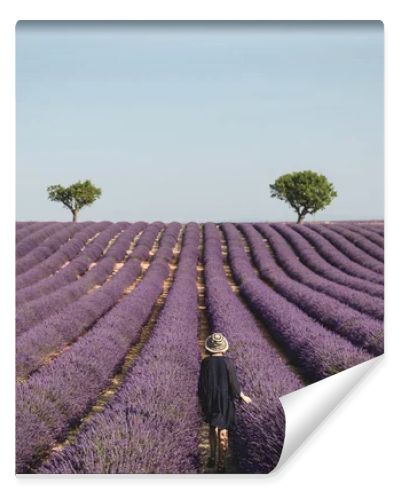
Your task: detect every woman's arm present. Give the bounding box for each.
[225,357,241,398]
[226,358,252,403]
[197,359,205,398]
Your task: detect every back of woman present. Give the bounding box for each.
[197,333,252,473]
[198,356,237,429]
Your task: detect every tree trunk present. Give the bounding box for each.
[72,210,78,222]
[297,213,306,224]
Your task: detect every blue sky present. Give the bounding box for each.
[16,21,383,222]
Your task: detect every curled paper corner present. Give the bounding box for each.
[272,355,383,474]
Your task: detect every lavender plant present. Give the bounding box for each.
[341,223,384,246]
[230,224,383,354]
[16,222,164,380]
[16,222,111,290]
[252,223,383,321]
[265,224,383,298]
[203,223,304,473]
[220,223,372,381]
[358,223,384,236]
[305,223,383,272]
[16,223,180,472]
[16,223,90,275]
[16,222,145,306]
[15,218,383,475]
[16,222,68,258]
[15,224,146,331]
[16,222,64,245]
[40,223,202,474]
[288,224,383,285]
[326,224,384,262]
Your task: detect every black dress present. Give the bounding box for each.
[197,355,241,430]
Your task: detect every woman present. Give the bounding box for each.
[197,332,252,473]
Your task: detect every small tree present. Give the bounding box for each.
[47,180,102,222]
[269,170,337,224]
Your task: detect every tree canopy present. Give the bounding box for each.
[47,180,102,222]
[269,170,337,223]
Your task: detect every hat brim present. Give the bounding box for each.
[205,341,229,353]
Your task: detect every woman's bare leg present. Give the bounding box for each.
[217,428,228,472]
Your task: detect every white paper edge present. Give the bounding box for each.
[273,354,383,473]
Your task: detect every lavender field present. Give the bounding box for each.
[15,220,384,474]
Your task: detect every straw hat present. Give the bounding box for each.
[205,333,229,353]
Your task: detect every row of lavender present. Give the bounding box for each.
[16,222,181,472]
[16,221,39,233]
[40,223,202,473]
[39,222,306,474]
[321,221,384,236]
[15,220,383,473]
[237,224,383,355]
[339,224,384,248]
[203,223,303,472]
[16,222,144,306]
[16,222,102,268]
[284,223,383,284]
[17,223,88,274]
[221,223,373,381]
[266,224,383,297]
[16,222,114,289]
[16,222,163,380]
[310,224,384,262]
[275,223,384,284]
[249,224,383,319]
[16,222,74,251]
[16,222,146,334]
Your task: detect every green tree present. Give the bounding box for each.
[269,170,337,224]
[47,180,102,222]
